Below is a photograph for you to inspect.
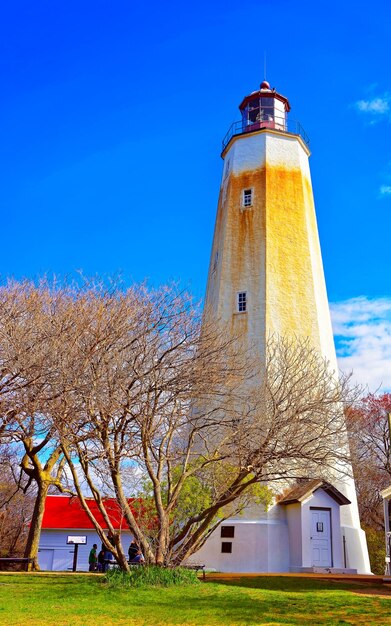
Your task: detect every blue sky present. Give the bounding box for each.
[1,1,390,390]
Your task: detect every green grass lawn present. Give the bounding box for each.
[0,573,390,626]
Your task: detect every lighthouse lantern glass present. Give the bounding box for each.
[242,95,287,132]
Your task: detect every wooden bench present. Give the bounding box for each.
[99,559,144,572]
[0,557,33,572]
[182,563,206,581]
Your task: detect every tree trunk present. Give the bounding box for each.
[155,518,170,566]
[24,482,49,571]
[108,465,155,565]
[112,541,130,572]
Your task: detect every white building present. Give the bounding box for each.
[192,80,371,574]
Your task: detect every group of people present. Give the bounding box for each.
[88,543,111,572]
[88,539,144,572]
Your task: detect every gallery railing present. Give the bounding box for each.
[222,117,310,153]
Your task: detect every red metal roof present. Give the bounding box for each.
[41,495,136,530]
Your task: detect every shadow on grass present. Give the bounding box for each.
[134,580,386,626]
[205,576,377,594]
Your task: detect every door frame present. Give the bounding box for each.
[309,506,333,567]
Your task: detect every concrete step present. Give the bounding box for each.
[291,566,358,575]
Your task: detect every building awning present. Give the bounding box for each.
[278,479,351,506]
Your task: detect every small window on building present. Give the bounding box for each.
[221,526,235,538]
[242,188,253,208]
[237,291,247,313]
[221,542,232,554]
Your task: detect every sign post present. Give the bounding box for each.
[67,536,87,572]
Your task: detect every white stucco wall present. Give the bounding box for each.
[342,525,372,574]
[192,518,290,573]
[285,504,302,568]
[223,130,309,176]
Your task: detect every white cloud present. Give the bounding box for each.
[330,296,391,392]
[354,94,391,193]
[355,95,390,116]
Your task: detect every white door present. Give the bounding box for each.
[38,549,54,571]
[311,509,332,567]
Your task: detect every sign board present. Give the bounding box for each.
[67,535,87,545]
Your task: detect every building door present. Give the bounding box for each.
[311,509,332,567]
[38,549,54,571]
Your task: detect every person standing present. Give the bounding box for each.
[97,547,105,572]
[128,540,139,562]
[88,544,98,572]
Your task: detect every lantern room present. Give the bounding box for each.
[239,80,290,133]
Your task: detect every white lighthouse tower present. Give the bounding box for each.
[194,80,371,574]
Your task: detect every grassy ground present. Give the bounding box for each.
[0,572,390,626]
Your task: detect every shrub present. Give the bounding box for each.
[364,526,386,575]
[105,565,200,588]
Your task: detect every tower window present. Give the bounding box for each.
[237,292,247,313]
[221,542,232,554]
[224,158,231,179]
[242,188,253,208]
[221,526,235,538]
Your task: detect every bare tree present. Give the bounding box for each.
[52,284,253,569]
[0,280,74,569]
[1,279,357,570]
[166,336,356,564]
[346,393,391,530]
[0,446,34,559]
[345,393,391,574]
[50,282,355,568]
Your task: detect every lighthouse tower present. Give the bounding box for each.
[195,81,371,574]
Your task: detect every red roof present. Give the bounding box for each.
[41,495,137,530]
